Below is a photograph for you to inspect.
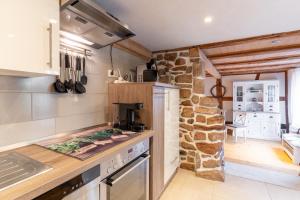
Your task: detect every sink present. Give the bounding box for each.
[0,152,51,191]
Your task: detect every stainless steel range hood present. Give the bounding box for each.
[60,0,135,49]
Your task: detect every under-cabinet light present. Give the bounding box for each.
[60,31,94,46]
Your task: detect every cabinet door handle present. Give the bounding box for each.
[47,23,53,68]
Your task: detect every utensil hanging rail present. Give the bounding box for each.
[60,43,92,57]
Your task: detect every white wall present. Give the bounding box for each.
[0,46,145,148]
[205,72,286,124]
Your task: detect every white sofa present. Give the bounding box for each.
[282,134,300,165]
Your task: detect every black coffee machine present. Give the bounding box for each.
[113,103,145,132]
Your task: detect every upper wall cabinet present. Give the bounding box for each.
[0,0,60,77]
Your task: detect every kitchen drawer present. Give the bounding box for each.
[264,103,279,113]
[263,113,280,123]
[246,112,262,122]
[233,104,245,111]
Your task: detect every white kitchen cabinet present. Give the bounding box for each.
[233,82,245,111]
[234,111,281,140]
[264,82,279,113]
[0,0,60,77]
[164,88,180,185]
[233,80,280,141]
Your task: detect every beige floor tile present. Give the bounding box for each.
[160,169,213,200]
[160,168,300,200]
[266,183,300,200]
[212,175,270,200]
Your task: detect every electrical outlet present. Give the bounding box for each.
[108,69,118,78]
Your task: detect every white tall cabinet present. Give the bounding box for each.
[233,80,281,140]
[164,88,180,184]
[0,0,60,76]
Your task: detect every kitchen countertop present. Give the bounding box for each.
[0,130,154,200]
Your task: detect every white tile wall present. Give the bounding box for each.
[55,111,106,133]
[0,93,31,124]
[0,119,55,147]
[0,46,145,148]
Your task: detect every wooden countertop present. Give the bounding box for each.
[109,82,180,89]
[0,130,154,200]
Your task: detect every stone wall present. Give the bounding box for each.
[153,48,225,181]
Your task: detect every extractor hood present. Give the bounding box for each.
[60,0,135,49]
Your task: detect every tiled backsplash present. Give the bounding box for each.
[0,46,144,148]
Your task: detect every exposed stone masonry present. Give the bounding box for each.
[153,48,225,181]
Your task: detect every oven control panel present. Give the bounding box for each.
[100,138,149,179]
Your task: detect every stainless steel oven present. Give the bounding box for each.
[99,139,150,200]
[100,153,149,200]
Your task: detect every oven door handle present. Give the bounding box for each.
[106,154,150,186]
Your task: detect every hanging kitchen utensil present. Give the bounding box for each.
[81,57,88,85]
[64,53,73,91]
[53,53,67,93]
[75,56,86,94]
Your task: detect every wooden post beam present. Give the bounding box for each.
[216,79,223,109]
[285,71,290,132]
[255,73,260,80]
[198,49,221,79]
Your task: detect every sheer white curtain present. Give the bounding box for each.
[290,68,300,131]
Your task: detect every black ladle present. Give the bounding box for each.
[75,57,86,94]
[81,57,88,85]
[54,53,67,93]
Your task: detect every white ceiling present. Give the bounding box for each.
[96,0,300,51]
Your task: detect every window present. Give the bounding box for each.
[290,69,300,131]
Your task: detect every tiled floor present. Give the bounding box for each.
[225,161,300,190]
[224,136,299,174]
[160,169,300,200]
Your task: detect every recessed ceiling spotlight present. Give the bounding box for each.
[204,16,213,24]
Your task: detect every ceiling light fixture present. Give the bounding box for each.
[60,31,94,46]
[204,16,213,24]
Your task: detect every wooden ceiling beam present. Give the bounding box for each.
[198,49,221,78]
[218,64,297,73]
[199,30,300,49]
[114,39,152,61]
[221,69,288,76]
[211,49,300,65]
[207,44,300,59]
[212,54,300,66]
[152,30,300,54]
[216,60,300,70]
